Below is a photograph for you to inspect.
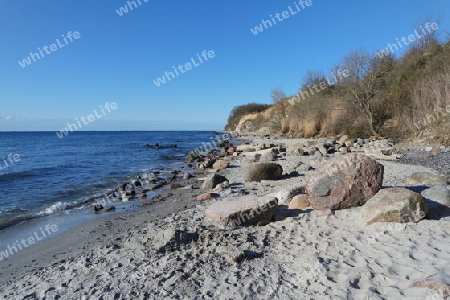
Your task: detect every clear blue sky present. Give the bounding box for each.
[1,0,448,131]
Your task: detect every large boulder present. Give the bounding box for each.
[406,172,446,185]
[361,188,429,225]
[205,196,278,228]
[244,163,283,182]
[201,174,228,190]
[305,153,384,210]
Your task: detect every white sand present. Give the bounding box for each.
[0,138,449,300]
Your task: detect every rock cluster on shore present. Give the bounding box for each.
[187,136,449,230]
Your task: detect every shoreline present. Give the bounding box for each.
[0,132,227,286]
[1,135,449,299]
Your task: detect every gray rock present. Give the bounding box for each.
[244,163,283,182]
[313,151,323,157]
[253,154,262,162]
[361,188,429,225]
[261,151,275,162]
[296,163,313,172]
[214,181,230,191]
[338,147,348,153]
[318,145,328,156]
[213,160,229,170]
[304,140,316,147]
[287,143,306,156]
[381,148,394,156]
[268,185,305,205]
[406,172,446,185]
[201,174,228,190]
[205,195,278,228]
[421,185,450,219]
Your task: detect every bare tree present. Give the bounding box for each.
[414,17,441,51]
[338,50,393,136]
[270,87,287,104]
[302,70,327,88]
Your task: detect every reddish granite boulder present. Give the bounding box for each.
[305,153,384,210]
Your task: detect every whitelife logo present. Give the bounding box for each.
[288,69,350,105]
[115,0,149,16]
[0,154,20,172]
[56,102,118,139]
[18,31,81,68]
[153,50,215,87]
[250,0,313,35]
[377,22,439,58]
[0,224,58,261]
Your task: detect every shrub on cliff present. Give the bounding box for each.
[225,103,272,131]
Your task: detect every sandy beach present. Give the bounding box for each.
[1,136,449,300]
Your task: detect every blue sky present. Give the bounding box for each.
[1,0,448,131]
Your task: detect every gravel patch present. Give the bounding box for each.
[399,149,450,178]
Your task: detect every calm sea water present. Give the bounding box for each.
[0,131,216,231]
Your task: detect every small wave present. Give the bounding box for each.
[35,201,72,216]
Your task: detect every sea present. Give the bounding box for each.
[0,131,221,235]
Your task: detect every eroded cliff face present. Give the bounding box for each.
[233,103,284,134]
[232,97,349,138]
[235,112,267,133]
